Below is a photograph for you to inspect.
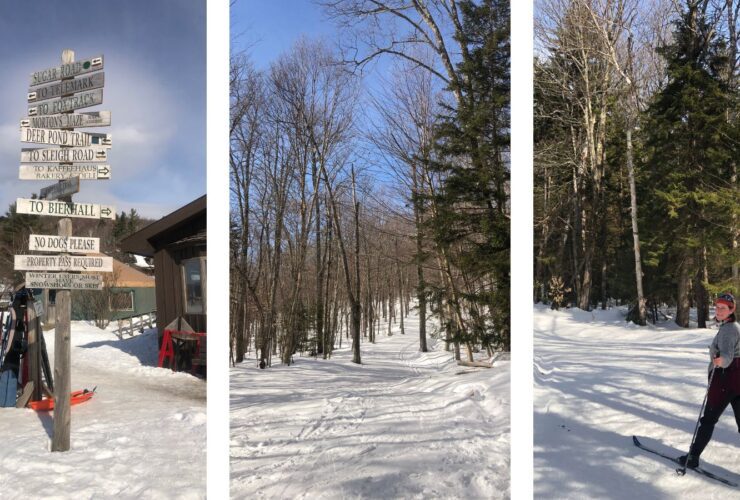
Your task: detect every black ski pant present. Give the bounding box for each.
[690,394,740,458]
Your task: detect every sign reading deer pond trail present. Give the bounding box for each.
[19,164,111,180]
[21,111,111,129]
[28,234,100,253]
[24,272,103,290]
[21,127,111,147]
[16,198,115,220]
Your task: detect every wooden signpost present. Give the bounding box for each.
[22,128,111,147]
[16,50,112,452]
[19,164,111,180]
[21,111,111,129]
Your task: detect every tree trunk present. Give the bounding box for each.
[626,126,647,325]
[676,256,692,328]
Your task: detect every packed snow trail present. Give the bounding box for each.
[0,322,206,499]
[231,312,509,499]
[534,305,740,499]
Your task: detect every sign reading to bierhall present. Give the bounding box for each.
[16,198,115,220]
[25,272,103,290]
[28,234,100,253]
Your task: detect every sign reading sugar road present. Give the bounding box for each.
[25,272,103,290]
[21,127,111,147]
[21,111,111,129]
[28,72,105,103]
[21,146,107,163]
[29,234,100,253]
[15,255,113,273]
[30,55,103,86]
[39,177,80,200]
[28,88,103,116]
[16,198,115,220]
[19,164,111,181]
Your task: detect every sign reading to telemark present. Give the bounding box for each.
[28,88,103,116]
[28,234,100,253]
[29,55,103,86]
[21,128,111,147]
[15,255,113,273]
[19,164,111,181]
[25,272,103,290]
[28,72,105,103]
[39,177,80,200]
[21,146,108,163]
[16,198,115,220]
[21,111,111,129]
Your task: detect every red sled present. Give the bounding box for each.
[29,388,96,411]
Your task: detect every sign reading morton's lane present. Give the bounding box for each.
[16,198,115,220]
[25,272,103,290]
[29,234,100,253]
[15,255,113,272]
[19,164,111,181]
[21,111,111,129]
[30,55,103,86]
[21,127,111,147]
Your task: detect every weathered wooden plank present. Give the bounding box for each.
[19,164,111,180]
[39,177,80,200]
[21,146,108,163]
[21,127,111,147]
[15,255,113,273]
[21,111,111,129]
[28,89,103,116]
[29,234,100,254]
[16,198,115,220]
[28,72,105,103]
[30,55,103,86]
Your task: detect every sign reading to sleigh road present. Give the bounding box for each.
[28,235,100,254]
[21,111,111,129]
[29,55,103,86]
[22,128,111,147]
[15,255,113,273]
[19,164,111,181]
[16,198,115,220]
[21,146,108,163]
[25,272,103,291]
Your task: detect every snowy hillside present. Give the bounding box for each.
[0,322,206,499]
[231,311,510,499]
[534,304,740,498]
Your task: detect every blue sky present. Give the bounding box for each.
[0,0,206,219]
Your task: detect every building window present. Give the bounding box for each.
[110,291,134,312]
[182,257,206,314]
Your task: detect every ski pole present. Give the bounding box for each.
[677,353,719,476]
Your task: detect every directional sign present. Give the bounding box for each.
[28,89,103,116]
[21,111,111,129]
[30,55,103,86]
[21,146,108,163]
[21,128,111,147]
[16,198,116,220]
[15,255,113,273]
[28,72,105,103]
[39,177,80,200]
[25,272,103,290]
[19,164,111,181]
[29,234,100,254]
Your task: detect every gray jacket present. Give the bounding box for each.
[708,320,740,372]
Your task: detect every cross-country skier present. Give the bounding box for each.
[679,292,740,468]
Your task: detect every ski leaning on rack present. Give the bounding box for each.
[633,436,738,487]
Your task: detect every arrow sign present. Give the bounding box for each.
[28,72,105,103]
[19,164,111,181]
[28,89,103,116]
[21,146,108,163]
[25,272,103,290]
[21,111,111,129]
[39,177,80,200]
[30,55,103,86]
[21,128,111,147]
[16,198,116,220]
[29,234,100,253]
[15,255,113,273]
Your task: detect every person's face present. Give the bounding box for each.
[715,302,735,321]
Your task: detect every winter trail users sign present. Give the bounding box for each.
[29,55,103,86]
[25,272,103,290]
[28,234,100,253]
[16,198,115,220]
[19,164,111,180]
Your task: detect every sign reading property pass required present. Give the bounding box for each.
[25,272,103,290]
[15,255,113,272]
[16,198,115,220]
[29,234,99,253]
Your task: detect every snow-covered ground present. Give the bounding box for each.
[0,321,206,499]
[231,311,510,499]
[534,304,740,498]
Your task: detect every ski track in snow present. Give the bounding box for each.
[230,312,510,499]
[534,305,740,499]
[0,322,206,499]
